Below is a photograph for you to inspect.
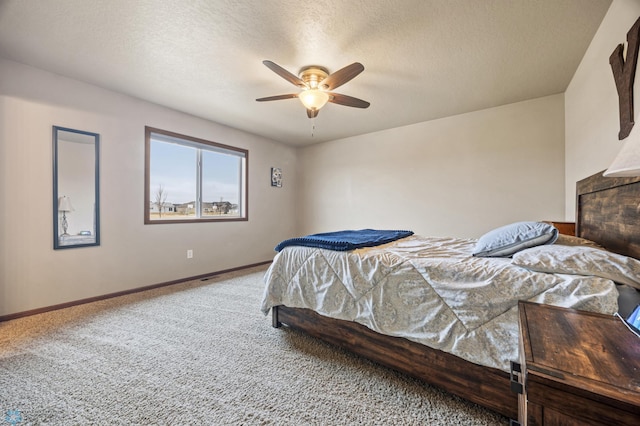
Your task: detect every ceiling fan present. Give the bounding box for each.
[256,60,370,118]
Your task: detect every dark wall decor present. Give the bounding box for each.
[271,167,282,187]
[610,16,640,140]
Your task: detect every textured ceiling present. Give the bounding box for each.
[0,0,612,146]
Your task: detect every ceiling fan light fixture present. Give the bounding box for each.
[298,89,330,110]
[258,60,369,117]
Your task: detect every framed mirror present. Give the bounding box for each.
[53,126,100,249]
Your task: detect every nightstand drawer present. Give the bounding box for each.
[542,406,604,426]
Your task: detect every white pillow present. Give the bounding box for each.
[512,245,640,289]
[472,221,559,257]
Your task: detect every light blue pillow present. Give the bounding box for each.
[472,221,559,257]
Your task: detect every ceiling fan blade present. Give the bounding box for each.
[328,93,370,109]
[263,60,307,88]
[256,94,298,102]
[307,108,319,118]
[320,62,364,91]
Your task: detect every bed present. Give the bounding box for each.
[260,171,640,420]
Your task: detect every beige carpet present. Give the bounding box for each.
[0,266,508,425]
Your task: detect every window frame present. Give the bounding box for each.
[144,126,249,224]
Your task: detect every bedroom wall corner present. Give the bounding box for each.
[564,0,640,218]
[0,58,297,317]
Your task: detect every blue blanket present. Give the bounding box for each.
[274,229,414,252]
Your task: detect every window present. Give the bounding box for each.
[145,127,248,223]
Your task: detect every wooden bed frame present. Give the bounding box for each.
[271,171,640,420]
[576,172,640,259]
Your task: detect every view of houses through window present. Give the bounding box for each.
[145,127,248,223]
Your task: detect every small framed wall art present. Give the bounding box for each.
[271,167,282,187]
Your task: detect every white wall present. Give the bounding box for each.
[0,58,297,317]
[565,0,640,217]
[297,94,566,239]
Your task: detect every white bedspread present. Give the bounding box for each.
[261,235,619,372]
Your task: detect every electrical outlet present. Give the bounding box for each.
[187,249,193,259]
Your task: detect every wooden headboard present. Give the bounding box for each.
[576,170,640,260]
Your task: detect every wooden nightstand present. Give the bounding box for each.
[515,301,640,425]
[543,221,575,236]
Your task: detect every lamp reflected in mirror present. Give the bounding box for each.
[58,196,74,236]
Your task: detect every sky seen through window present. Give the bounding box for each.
[150,141,240,205]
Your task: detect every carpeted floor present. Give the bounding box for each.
[0,265,509,425]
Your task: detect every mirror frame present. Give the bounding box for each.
[53,126,100,249]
